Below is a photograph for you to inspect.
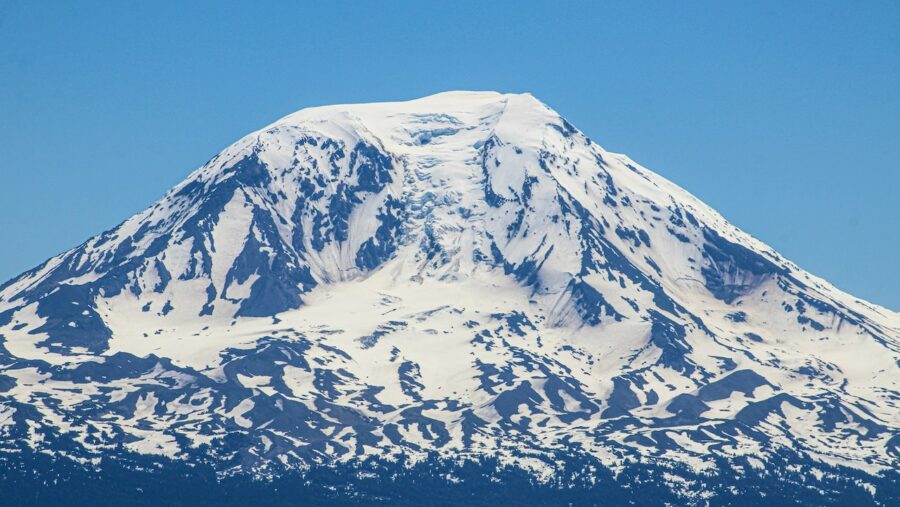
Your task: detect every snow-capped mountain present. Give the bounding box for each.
[0,91,897,503]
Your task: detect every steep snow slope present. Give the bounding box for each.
[0,92,897,488]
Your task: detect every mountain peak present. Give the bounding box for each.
[0,93,897,493]
[268,89,553,150]
[276,90,531,120]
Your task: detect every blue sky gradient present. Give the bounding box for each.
[1,1,898,309]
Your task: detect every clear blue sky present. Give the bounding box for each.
[1,1,898,309]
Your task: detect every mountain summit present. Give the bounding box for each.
[1,92,897,502]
